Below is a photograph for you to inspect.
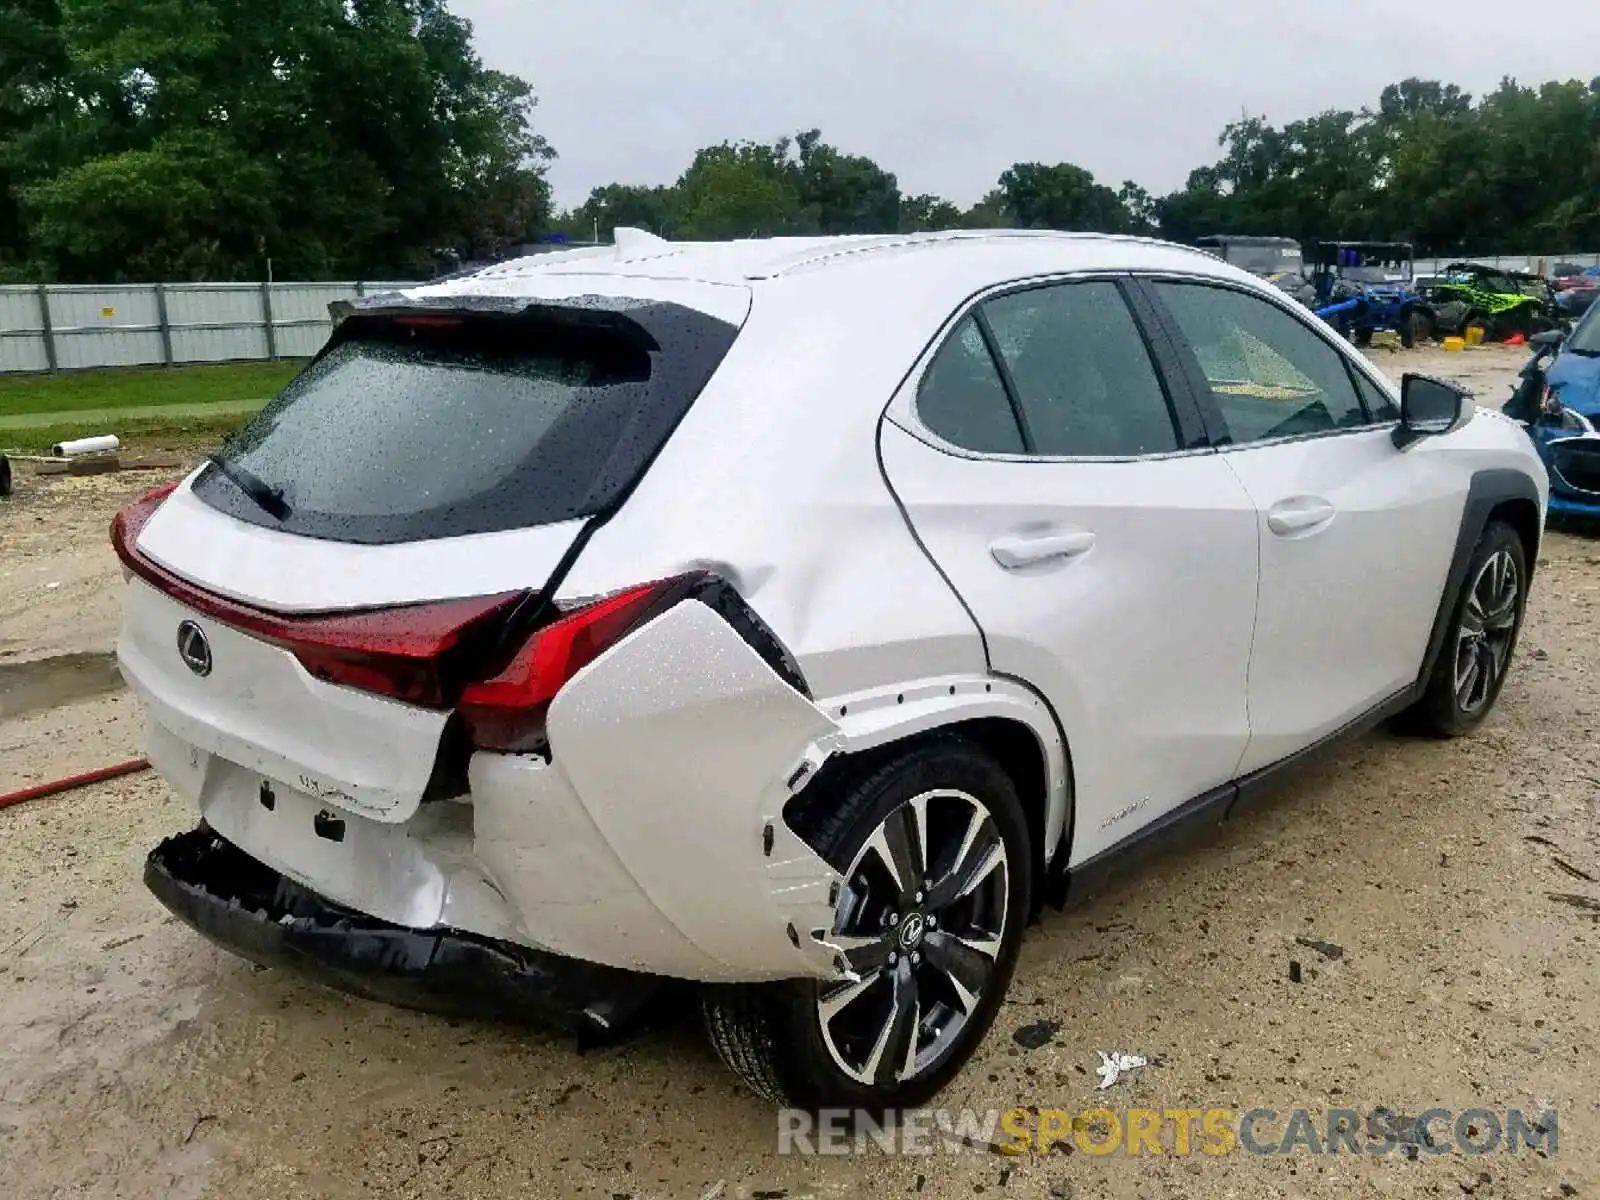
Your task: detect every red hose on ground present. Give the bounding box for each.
[0,758,151,811]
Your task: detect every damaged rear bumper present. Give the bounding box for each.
[146,825,664,1034]
[140,598,852,986]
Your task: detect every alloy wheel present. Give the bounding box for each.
[816,789,1010,1087]
[1455,548,1520,715]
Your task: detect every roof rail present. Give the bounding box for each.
[751,228,1215,278]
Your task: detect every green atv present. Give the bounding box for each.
[1421,262,1557,341]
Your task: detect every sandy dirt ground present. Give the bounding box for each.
[1,344,1596,1199]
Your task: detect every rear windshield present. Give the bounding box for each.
[193,303,738,544]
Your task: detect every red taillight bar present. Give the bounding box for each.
[111,485,525,708]
[457,579,683,753]
[110,486,801,741]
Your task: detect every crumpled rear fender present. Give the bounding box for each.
[469,595,1073,983]
[473,599,851,982]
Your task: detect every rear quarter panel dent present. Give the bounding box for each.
[541,600,845,980]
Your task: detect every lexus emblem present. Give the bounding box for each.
[897,912,927,951]
[176,621,212,677]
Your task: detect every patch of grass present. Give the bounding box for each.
[0,359,302,418]
[2,411,252,456]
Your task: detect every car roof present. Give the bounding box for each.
[401,229,1243,310]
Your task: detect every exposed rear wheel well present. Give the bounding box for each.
[1489,497,1541,577]
[784,717,1060,917]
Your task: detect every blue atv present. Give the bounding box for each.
[1310,241,1436,349]
[1503,304,1600,519]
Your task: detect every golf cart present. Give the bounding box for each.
[1421,262,1558,342]
[1308,241,1435,348]
[1193,235,1317,306]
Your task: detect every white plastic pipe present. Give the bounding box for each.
[51,434,120,457]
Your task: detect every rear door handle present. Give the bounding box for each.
[1266,497,1336,536]
[989,529,1096,569]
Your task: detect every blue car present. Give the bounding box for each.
[1506,303,1600,518]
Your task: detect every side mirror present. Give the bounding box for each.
[1530,328,1564,349]
[1394,374,1471,448]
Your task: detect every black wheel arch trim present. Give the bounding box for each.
[1413,468,1541,696]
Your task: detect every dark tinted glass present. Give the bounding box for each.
[1351,369,1399,421]
[915,317,1025,454]
[982,282,1178,457]
[193,306,734,544]
[1153,282,1367,444]
[1568,300,1600,354]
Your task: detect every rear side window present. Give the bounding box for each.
[193,304,737,544]
[915,317,1026,454]
[1152,281,1367,443]
[981,282,1179,457]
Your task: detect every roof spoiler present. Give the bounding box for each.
[324,294,663,352]
[613,227,669,256]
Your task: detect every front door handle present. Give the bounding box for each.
[1266,497,1336,536]
[990,529,1096,569]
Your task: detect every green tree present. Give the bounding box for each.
[790,128,900,234]
[997,162,1132,232]
[673,139,809,238]
[1117,181,1156,233]
[4,0,554,280]
[1153,75,1600,254]
[562,183,680,240]
[899,193,963,232]
[959,188,1013,228]
[0,0,72,276]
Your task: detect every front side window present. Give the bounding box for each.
[1351,369,1400,421]
[1151,281,1368,445]
[979,282,1180,458]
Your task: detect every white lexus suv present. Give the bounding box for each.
[116,230,1546,1109]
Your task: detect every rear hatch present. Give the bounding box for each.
[116,290,745,822]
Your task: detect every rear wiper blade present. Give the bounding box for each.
[206,453,291,520]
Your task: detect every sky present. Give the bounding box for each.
[452,0,1600,211]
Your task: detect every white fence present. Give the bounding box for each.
[1413,251,1600,278]
[0,281,414,374]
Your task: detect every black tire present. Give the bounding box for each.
[702,739,1032,1111]
[1463,311,1492,343]
[1353,328,1374,348]
[1401,308,1433,349]
[1433,300,1469,335]
[0,454,10,499]
[1499,305,1538,339]
[1403,521,1527,737]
